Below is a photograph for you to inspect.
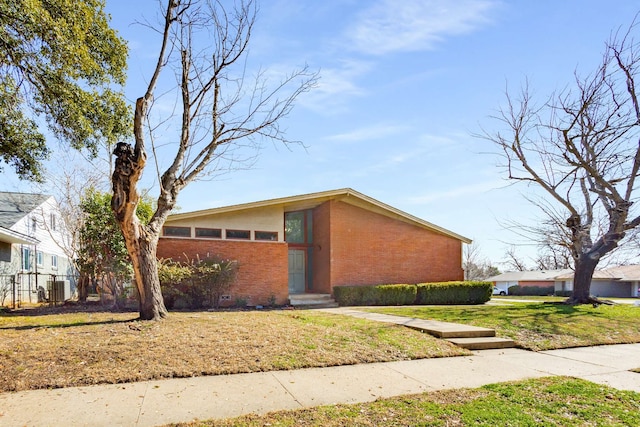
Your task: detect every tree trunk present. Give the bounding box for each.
[132,235,167,320]
[111,141,168,321]
[566,254,599,304]
[115,215,167,320]
[77,272,89,303]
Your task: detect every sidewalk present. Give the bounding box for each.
[1,318,639,426]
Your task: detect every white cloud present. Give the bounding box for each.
[325,123,411,142]
[407,179,506,204]
[298,60,372,114]
[346,0,497,55]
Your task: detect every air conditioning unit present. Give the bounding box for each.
[46,280,71,302]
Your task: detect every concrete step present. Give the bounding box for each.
[289,294,338,308]
[402,319,496,339]
[446,337,516,350]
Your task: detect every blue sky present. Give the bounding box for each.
[6,0,640,266]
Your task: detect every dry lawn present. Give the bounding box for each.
[0,307,467,392]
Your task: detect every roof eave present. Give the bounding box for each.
[167,188,472,243]
[0,226,39,245]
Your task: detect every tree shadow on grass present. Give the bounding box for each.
[0,305,139,330]
[0,317,137,331]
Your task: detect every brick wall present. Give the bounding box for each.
[519,281,555,288]
[311,202,331,293]
[328,200,464,287]
[157,238,289,306]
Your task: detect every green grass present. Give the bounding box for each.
[366,303,640,350]
[172,377,640,426]
[492,295,566,302]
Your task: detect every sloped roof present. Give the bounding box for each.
[553,269,620,280]
[600,265,640,281]
[0,226,38,244]
[486,269,573,282]
[167,188,471,243]
[491,265,640,282]
[0,192,50,228]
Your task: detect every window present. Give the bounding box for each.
[51,255,58,270]
[285,211,304,243]
[285,210,312,244]
[225,229,250,240]
[195,228,222,239]
[36,251,44,267]
[163,226,191,237]
[0,242,10,263]
[27,217,37,235]
[50,213,57,231]
[22,247,31,270]
[255,231,278,241]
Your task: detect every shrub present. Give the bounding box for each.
[508,285,555,296]
[416,281,492,305]
[334,282,491,306]
[334,284,416,306]
[555,290,572,297]
[157,256,239,309]
[234,296,248,308]
[376,284,417,305]
[158,259,191,309]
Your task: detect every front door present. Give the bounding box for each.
[288,249,306,294]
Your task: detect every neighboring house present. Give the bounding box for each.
[157,188,471,306]
[555,265,640,298]
[486,269,572,295]
[0,192,76,306]
[488,266,640,298]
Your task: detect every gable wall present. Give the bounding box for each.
[156,238,289,306]
[327,200,463,287]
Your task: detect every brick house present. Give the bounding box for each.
[157,188,471,306]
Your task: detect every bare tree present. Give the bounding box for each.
[484,21,640,304]
[463,242,500,280]
[502,246,529,272]
[111,0,317,320]
[23,151,111,302]
[534,225,574,270]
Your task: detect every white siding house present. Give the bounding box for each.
[0,192,76,306]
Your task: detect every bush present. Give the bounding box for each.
[416,281,492,305]
[555,290,572,297]
[333,284,416,306]
[334,282,491,306]
[508,285,555,296]
[158,259,191,309]
[157,256,239,309]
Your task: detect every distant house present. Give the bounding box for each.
[486,269,572,295]
[0,192,76,306]
[157,188,471,306]
[554,265,640,298]
[488,266,640,298]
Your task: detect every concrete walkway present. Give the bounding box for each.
[318,307,516,349]
[1,316,639,427]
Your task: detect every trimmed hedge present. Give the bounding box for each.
[333,281,491,306]
[555,290,572,297]
[333,284,416,306]
[416,281,492,305]
[507,285,555,296]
